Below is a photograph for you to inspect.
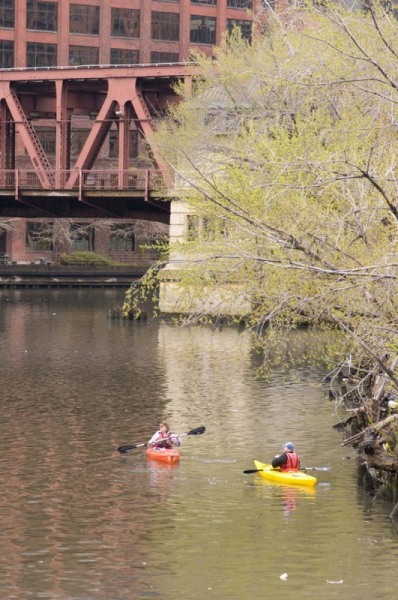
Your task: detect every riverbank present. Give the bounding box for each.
[332,363,398,514]
[0,263,147,288]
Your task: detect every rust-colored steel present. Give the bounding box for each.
[0,64,195,217]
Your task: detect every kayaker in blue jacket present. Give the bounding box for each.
[272,442,300,471]
[148,422,181,449]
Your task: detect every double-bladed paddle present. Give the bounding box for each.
[243,466,330,474]
[117,425,206,454]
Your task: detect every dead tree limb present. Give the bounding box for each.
[341,414,398,447]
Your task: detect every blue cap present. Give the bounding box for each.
[284,442,295,451]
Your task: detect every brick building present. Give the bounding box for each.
[1,1,256,68]
[0,1,257,264]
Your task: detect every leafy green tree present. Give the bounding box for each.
[128,2,398,392]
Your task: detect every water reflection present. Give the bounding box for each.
[0,289,398,600]
[252,477,317,519]
[147,460,180,496]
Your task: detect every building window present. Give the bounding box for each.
[0,39,13,67]
[129,131,139,159]
[227,19,252,41]
[111,8,140,38]
[36,127,56,154]
[110,48,139,65]
[69,45,99,65]
[70,129,90,157]
[151,51,179,63]
[69,4,99,35]
[26,221,54,251]
[109,130,139,159]
[186,215,199,241]
[70,223,94,251]
[110,225,135,252]
[0,0,14,29]
[191,0,217,5]
[109,132,117,157]
[27,42,57,67]
[227,0,252,7]
[151,11,179,42]
[190,16,216,45]
[202,216,227,240]
[26,1,57,32]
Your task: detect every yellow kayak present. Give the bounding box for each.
[253,460,317,487]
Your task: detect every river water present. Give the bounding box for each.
[0,288,397,600]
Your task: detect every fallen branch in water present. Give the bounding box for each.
[341,414,398,447]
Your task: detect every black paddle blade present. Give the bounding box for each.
[117,444,137,453]
[187,426,206,436]
[243,469,263,474]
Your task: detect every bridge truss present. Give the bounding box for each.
[0,63,195,221]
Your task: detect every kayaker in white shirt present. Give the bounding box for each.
[148,422,182,450]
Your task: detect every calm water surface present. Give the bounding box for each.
[0,289,397,600]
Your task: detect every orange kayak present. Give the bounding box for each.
[146,447,180,464]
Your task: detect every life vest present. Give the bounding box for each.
[153,431,173,449]
[280,451,300,471]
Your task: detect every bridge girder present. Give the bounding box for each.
[0,64,196,220]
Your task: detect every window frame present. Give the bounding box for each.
[26,41,57,67]
[226,18,252,41]
[151,11,180,42]
[26,0,58,32]
[226,0,252,8]
[110,48,139,65]
[111,7,140,39]
[25,221,54,252]
[109,225,136,252]
[69,3,99,35]
[191,0,217,5]
[0,0,14,29]
[0,39,13,67]
[151,51,179,64]
[69,45,99,66]
[190,15,216,45]
[69,223,94,252]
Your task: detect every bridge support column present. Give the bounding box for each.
[158,198,251,317]
[55,80,70,187]
[6,219,26,263]
[0,101,14,181]
[117,104,131,188]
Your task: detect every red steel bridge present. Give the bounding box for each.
[0,63,196,222]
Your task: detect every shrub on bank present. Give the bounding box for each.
[60,252,118,266]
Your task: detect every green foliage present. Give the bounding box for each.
[144,2,398,386]
[59,252,118,266]
[122,263,165,319]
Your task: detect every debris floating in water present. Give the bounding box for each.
[280,573,288,581]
